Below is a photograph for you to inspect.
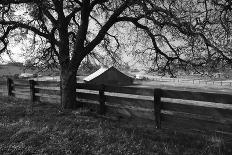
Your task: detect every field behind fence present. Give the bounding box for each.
[137,75,232,87]
[0,78,232,136]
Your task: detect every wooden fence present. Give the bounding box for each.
[0,78,60,103]
[0,78,232,135]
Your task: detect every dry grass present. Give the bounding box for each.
[0,96,231,155]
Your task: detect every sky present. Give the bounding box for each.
[0,8,27,64]
[1,45,25,63]
[0,40,143,70]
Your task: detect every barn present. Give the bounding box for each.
[83,66,134,86]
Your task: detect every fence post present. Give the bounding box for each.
[98,84,106,115]
[29,80,36,102]
[154,89,162,129]
[60,80,63,106]
[7,78,14,97]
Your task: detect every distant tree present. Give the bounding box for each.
[7,62,23,67]
[24,59,36,69]
[123,62,130,71]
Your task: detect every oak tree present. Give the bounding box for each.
[1,0,232,108]
[0,0,141,108]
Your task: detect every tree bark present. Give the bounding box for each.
[60,68,78,109]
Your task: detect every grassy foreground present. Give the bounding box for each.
[0,96,231,155]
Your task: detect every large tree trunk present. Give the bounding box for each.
[60,69,79,109]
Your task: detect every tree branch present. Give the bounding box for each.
[85,0,131,53]
[66,7,81,23]
[0,20,50,39]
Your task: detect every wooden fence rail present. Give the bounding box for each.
[0,78,232,135]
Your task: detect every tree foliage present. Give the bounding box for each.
[1,0,232,107]
[1,0,232,74]
[118,0,232,76]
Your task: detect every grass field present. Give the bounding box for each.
[0,96,232,155]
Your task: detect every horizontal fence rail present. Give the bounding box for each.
[0,78,61,102]
[0,78,232,135]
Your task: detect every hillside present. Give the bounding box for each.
[0,64,59,77]
[0,64,24,77]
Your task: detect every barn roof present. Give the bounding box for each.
[83,67,108,82]
[83,66,133,83]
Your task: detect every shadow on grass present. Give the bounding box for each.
[0,96,231,155]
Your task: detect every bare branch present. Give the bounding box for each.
[86,0,131,53]
[0,20,49,39]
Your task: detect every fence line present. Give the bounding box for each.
[76,83,232,134]
[0,78,232,135]
[144,76,232,87]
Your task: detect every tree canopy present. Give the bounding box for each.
[1,0,232,107]
[1,0,232,73]
[119,0,232,76]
